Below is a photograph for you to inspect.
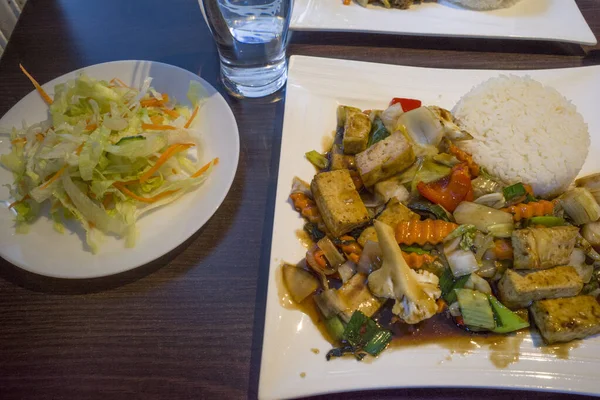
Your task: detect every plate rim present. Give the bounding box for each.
[259,54,600,400]
[0,59,240,279]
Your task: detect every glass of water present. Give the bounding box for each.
[199,0,293,98]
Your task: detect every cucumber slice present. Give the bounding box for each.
[455,288,495,330]
[488,295,530,333]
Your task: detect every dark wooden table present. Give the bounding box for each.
[0,1,598,399]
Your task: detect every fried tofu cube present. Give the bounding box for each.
[498,267,583,309]
[530,296,600,344]
[512,226,578,270]
[357,199,418,246]
[355,132,415,187]
[311,169,370,237]
[343,110,371,155]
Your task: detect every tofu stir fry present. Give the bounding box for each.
[283,98,600,361]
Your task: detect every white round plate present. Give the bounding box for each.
[0,60,239,279]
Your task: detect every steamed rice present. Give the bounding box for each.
[452,75,589,198]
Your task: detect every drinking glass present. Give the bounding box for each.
[199,0,293,98]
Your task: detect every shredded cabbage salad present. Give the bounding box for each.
[1,69,218,253]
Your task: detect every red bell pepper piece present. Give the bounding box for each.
[417,163,473,212]
[389,97,422,112]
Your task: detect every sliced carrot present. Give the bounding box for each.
[140,98,162,108]
[19,64,53,105]
[191,157,219,178]
[492,239,513,260]
[114,182,180,203]
[150,115,164,125]
[85,123,97,131]
[161,107,179,119]
[139,143,195,183]
[40,165,67,189]
[102,193,113,209]
[141,123,177,131]
[184,105,199,129]
[75,143,85,155]
[8,194,30,209]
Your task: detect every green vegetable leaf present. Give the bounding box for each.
[440,268,471,305]
[367,117,390,147]
[305,150,329,170]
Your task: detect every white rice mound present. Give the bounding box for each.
[452,75,589,198]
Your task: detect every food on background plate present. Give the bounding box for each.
[0,66,218,253]
[345,0,520,10]
[283,75,600,362]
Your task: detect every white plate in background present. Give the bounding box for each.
[0,60,239,278]
[259,55,600,400]
[291,0,597,45]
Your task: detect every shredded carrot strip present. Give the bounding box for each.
[102,193,113,209]
[313,250,328,269]
[8,194,30,209]
[348,253,360,263]
[40,165,67,189]
[11,137,27,145]
[140,98,162,108]
[289,190,323,228]
[500,200,555,222]
[184,105,199,129]
[75,143,84,155]
[141,123,177,131]
[436,299,447,313]
[396,220,458,246]
[85,123,97,131]
[110,78,130,88]
[150,115,164,125]
[191,157,219,178]
[19,64,53,105]
[161,107,179,118]
[113,182,180,203]
[36,133,45,142]
[139,143,195,183]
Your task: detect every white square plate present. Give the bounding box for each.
[258,55,600,399]
[290,0,597,45]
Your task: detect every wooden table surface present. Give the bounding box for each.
[0,0,598,399]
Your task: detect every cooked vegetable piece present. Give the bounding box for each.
[443,237,479,278]
[367,117,390,148]
[337,273,385,320]
[304,222,326,242]
[453,201,513,232]
[374,176,409,204]
[560,187,600,225]
[526,216,565,227]
[311,169,370,237]
[471,174,502,199]
[455,289,495,331]
[389,97,421,112]
[338,260,357,283]
[439,268,471,305]
[317,236,346,268]
[498,267,583,309]
[502,183,531,204]
[411,158,452,192]
[417,163,473,212]
[582,221,600,246]
[398,106,445,147]
[290,192,325,231]
[282,264,320,303]
[355,131,415,187]
[358,199,419,246]
[314,289,345,319]
[380,102,404,133]
[305,150,329,170]
[447,143,479,177]
[511,226,578,270]
[473,193,505,209]
[343,110,371,154]
[576,173,600,204]
[363,330,393,356]
[530,296,600,344]
[408,201,453,222]
[487,223,514,238]
[369,221,441,324]
[427,106,473,142]
[501,200,555,222]
[395,219,458,246]
[488,295,530,333]
[490,239,513,260]
[326,311,392,360]
[324,315,346,342]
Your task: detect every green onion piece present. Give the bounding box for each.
[488,295,529,333]
[455,289,496,331]
[367,117,390,147]
[400,245,430,255]
[440,268,470,305]
[363,330,392,356]
[527,216,565,227]
[305,150,329,170]
[502,183,528,202]
[324,315,346,342]
[443,224,476,243]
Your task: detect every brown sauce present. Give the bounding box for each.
[321,130,336,153]
[276,265,558,368]
[295,229,314,249]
